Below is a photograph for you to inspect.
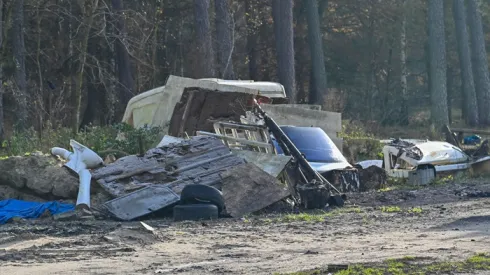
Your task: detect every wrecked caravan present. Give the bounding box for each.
[121,75,287,129]
[198,78,287,100]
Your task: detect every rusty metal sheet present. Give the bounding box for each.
[93,136,246,198]
[103,185,180,221]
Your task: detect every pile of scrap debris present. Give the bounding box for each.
[88,88,385,221]
[0,75,389,223]
[353,125,490,186]
[92,135,296,220]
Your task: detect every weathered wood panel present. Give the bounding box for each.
[168,88,255,137]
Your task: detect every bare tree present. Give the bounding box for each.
[272,0,296,101]
[318,0,328,20]
[194,0,215,78]
[428,0,449,126]
[73,0,100,133]
[467,0,490,125]
[245,0,258,80]
[112,0,135,105]
[215,0,235,79]
[0,0,4,139]
[453,0,478,126]
[305,0,327,106]
[399,0,409,125]
[12,0,28,130]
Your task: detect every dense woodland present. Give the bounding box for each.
[1,0,490,139]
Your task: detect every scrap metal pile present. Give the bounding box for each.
[89,134,298,221]
[0,77,388,223]
[49,93,353,221]
[87,105,347,221]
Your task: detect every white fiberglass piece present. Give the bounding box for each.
[413,141,468,165]
[51,140,103,209]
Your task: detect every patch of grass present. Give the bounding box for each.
[380,206,401,213]
[408,207,423,214]
[274,207,363,223]
[430,175,454,186]
[279,253,490,275]
[277,212,328,223]
[466,253,490,269]
[273,270,323,275]
[378,186,394,192]
[379,178,422,192]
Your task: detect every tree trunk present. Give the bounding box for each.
[215,0,235,79]
[452,0,478,126]
[399,0,409,125]
[307,0,328,104]
[151,0,164,88]
[73,0,99,134]
[306,0,328,106]
[318,0,328,21]
[193,0,215,78]
[428,0,449,126]
[245,0,258,80]
[12,0,28,130]
[309,0,328,105]
[467,0,490,125]
[272,0,297,101]
[447,67,453,124]
[35,0,44,137]
[112,0,135,106]
[0,0,4,139]
[259,22,270,81]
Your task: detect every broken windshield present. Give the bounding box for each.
[275,126,348,164]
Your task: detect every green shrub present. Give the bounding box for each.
[0,123,164,157]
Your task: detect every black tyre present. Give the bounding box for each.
[180,184,225,213]
[173,204,219,222]
[327,195,345,207]
[297,186,330,209]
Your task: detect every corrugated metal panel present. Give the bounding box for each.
[92,136,246,198]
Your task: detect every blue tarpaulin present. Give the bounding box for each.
[463,135,482,145]
[0,199,75,224]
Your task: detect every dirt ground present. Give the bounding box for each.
[1,180,490,275]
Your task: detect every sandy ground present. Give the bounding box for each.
[1,181,490,275]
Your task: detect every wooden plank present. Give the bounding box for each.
[103,162,162,183]
[178,91,195,137]
[168,88,254,137]
[91,155,153,180]
[220,163,291,217]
